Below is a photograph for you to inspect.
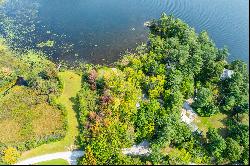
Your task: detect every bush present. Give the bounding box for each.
[1,147,20,164]
[224,138,243,163]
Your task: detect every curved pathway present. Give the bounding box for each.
[15,141,151,165]
[14,151,84,165]
[19,71,82,160]
[15,140,151,165]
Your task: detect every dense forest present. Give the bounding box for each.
[76,14,249,165]
[0,13,249,165]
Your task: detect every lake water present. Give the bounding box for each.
[0,0,249,65]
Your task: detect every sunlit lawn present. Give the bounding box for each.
[20,71,82,160]
[34,159,69,165]
[194,112,228,137]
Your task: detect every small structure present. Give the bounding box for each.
[166,64,171,69]
[220,69,234,80]
[144,21,152,27]
[122,140,150,156]
[181,109,192,124]
[181,99,199,132]
[136,102,140,108]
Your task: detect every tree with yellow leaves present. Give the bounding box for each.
[1,147,20,164]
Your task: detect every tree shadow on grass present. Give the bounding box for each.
[217,127,228,138]
[69,96,83,150]
[218,116,229,138]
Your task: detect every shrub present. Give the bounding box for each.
[1,147,20,164]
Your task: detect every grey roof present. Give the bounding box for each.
[221,69,234,80]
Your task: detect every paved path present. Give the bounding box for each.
[15,140,151,165]
[14,151,84,165]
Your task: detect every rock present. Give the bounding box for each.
[144,21,151,27]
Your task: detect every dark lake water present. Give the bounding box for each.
[0,0,249,65]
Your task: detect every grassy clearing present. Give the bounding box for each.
[0,86,64,145]
[194,112,227,137]
[20,71,81,160]
[34,159,69,165]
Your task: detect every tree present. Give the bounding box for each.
[241,148,249,165]
[144,75,165,99]
[1,147,20,164]
[148,143,168,165]
[216,47,229,61]
[134,100,160,142]
[220,65,249,118]
[168,148,191,165]
[228,123,249,148]
[230,60,248,76]
[206,128,226,163]
[193,87,213,107]
[192,87,219,116]
[74,14,249,165]
[166,69,183,91]
[80,146,97,165]
[163,89,185,111]
[224,138,243,163]
[180,76,194,99]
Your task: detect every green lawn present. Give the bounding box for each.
[194,112,228,137]
[34,159,69,165]
[19,71,82,160]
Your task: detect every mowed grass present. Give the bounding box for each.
[20,71,82,160]
[34,159,69,165]
[194,112,228,137]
